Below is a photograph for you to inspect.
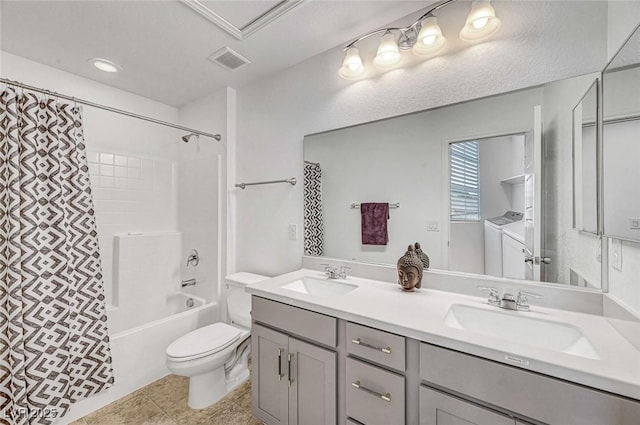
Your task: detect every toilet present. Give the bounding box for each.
[166,272,268,409]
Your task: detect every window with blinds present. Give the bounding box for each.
[450,141,481,221]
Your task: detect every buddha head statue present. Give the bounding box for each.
[414,242,430,269]
[397,244,423,292]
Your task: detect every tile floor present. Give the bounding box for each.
[71,375,262,425]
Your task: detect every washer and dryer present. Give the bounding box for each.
[483,211,523,277]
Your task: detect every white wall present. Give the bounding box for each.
[177,89,229,305]
[236,1,607,276]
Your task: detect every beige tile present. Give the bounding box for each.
[227,380,252,411]
[170,401,226,425]
[187,398,250,425]
[69,419,87,425]
[84,392,171,425]
[142,374,189,412]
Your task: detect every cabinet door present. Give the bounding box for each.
[420,386,514,425]
[289,337,337,425]
[252,323,290,425]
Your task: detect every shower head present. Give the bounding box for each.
[181,133,198,143]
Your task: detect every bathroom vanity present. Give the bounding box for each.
[248,269,640,425]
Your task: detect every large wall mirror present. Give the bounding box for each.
[304,73,602,289]
[602,22,640,306]
[603,24,640,243]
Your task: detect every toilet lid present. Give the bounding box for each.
[166,322,241,360]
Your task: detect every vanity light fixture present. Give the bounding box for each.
[338,0,501,80]
[89,58,122,73]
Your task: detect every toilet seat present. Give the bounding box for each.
[166,322,241,362]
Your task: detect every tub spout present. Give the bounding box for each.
[181,278,197,287]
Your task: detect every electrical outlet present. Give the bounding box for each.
[611,239,623,271]
[630,218,640,230]
[288,224,297,241]
[427,221,440,232]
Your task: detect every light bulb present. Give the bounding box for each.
[373,31,401,69]
[422,34,438,46]
[339,47,365,80]
[460,0,501,42]
[472,16,489,29]
[413,16,447,57]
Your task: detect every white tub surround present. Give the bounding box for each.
[246,269,640,402]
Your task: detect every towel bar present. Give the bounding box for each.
[235,178,296,189]
[351,202,400,209]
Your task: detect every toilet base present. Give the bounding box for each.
[188,367,226,409]
[226,368,250,393]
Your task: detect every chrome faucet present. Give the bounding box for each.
[321,264,351,279]
[515,290,542,312]
[477,286,501,307]
[477,286,541,311]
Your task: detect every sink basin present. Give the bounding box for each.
[280,277,357,298]
[445,304,599,359]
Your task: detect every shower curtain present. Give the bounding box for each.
[303,161,325,256]
[0,87,113,424]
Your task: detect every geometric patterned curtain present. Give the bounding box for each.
[0,87,113,424]
[303,161,324,256]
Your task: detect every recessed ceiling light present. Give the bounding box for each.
[89,58,122,73]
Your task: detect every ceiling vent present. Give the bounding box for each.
[208,47,251,71]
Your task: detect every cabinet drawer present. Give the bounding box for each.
[251,296,337,347]
[420,385,514,425]
[420,343,640,425]
[346,357,405,425]
[347,322,405,371]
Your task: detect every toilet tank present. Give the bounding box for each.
[225,272,268,328]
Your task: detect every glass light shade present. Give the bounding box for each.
[413,16,447,56]
[373,31,401,69]
[459,0,501,42]
[338,47,365,79]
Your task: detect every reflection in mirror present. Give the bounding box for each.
[304,73,603,289]
[572,79,599,235]
[602,22,640,318]
[603,24,640,242]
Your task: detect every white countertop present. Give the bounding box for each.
[246,268,640,401]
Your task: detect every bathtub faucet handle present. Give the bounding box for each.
[186,249,200,267]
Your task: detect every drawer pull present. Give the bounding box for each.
[277,348,284,381]
[351,381,391,402]
[351,338,392,354]
[287,353,294,387]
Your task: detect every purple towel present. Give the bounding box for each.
[361,203,389,245]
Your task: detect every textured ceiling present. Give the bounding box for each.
[0,0,429,107]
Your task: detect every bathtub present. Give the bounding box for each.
[57,297,218,424]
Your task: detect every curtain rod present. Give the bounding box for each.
[0,78,222,141]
